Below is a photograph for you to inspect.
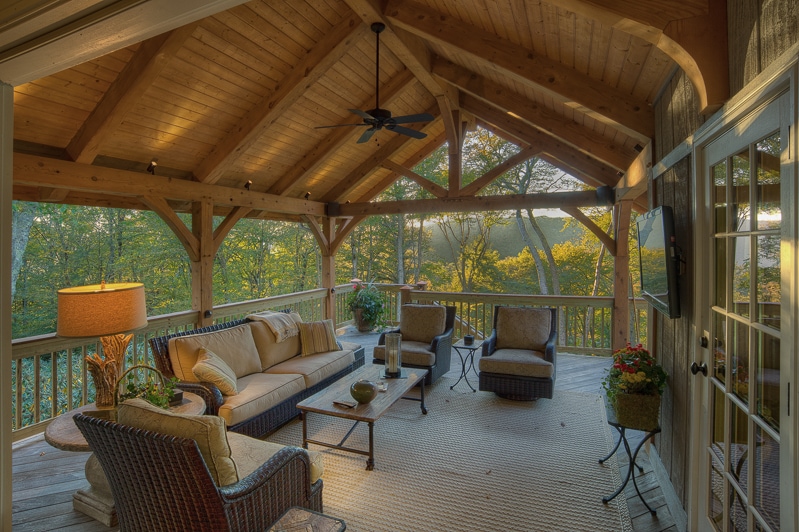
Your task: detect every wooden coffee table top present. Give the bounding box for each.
[296,365,427,423]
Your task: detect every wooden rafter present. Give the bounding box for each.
[459,146,541,197]
[381,160,447,198]
[464,97,621,187]
[212,206,251,255]
[433,58,634,172]
[66,23,199,164]
[385,0,654,140]
[561,206,617,256]
[140,195,199,262]
[192,13,367,184]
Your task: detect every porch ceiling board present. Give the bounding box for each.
[7,0,705,217]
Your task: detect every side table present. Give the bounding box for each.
[44,392,205,526]
[599,401,661,516]
[268,506,346,531]
[451,338,484,392]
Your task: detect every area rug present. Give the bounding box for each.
[268,379,632,532]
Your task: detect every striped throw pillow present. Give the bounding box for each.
[298,319,339,356]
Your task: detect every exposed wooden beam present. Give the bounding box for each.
[616,142,652,202]
[66,24,199,164]
[193,13,366,184]
[459,146,540,197]
[463,96,620,187]
[381,160,447,198]
[385,0,654,140]
[266,69,416,196]
[356,130,447,202]
[433,58,634,172]
[13,153,325,216]
[558,0,728,113]
[140,195,199,262]
[212,206,251,255]
[561,206,617,256]
[330,215,366,253]
[340,189,613,217]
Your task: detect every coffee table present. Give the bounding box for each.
[296,365,428,470]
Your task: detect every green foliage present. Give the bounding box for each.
[345,282,386,329]
[118,370,179,409]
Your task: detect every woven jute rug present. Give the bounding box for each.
[269,379,632,532]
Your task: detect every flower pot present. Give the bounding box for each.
[613,393,661,431]
[353,308,374,332]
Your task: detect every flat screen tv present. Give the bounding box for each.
[636,206,681,319]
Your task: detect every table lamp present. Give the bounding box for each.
[57,282,148,409]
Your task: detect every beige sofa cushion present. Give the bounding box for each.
[216,373,306,428]
[227,432,324,484]
[168,324,262,381]
[117,398,239,486]
[265,348,355,388]
[373,341,436,367]
[399,304,446,344]
[298,320,339,356]
[249,320,302,370]
[495,307,552,351]
[479,348,553,378]
[192,348,238,396]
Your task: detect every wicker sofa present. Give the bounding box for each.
[149,315,364,438]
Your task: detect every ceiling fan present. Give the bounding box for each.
[315,22,433,144]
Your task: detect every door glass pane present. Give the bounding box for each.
[755,235,780,330]
[754,425,780,531]
[732,149,751,231]
[756,331,780,430]
[713,161,727,233]
[715,238,727,309]
[711,384,726,468]
[732,321,750,402]
[729,401,749,498]
[713,312,726,383]
[733,236,751,318]
[755,133,781,231]
[729,487,748,532]
[709,453,724,530]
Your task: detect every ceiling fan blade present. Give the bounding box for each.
[357,127,378,144]
[315,123,370,129]
[386,125,427,139]
[348,109,375,120]
[390,113,434,125]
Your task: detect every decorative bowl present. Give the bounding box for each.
[350,379,378,404]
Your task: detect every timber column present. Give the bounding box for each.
[192,200,214,327]
[612,200,633,351]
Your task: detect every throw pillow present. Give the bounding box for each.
[298,319,339,356]
[117,398,239,486]
[193,347,238,396]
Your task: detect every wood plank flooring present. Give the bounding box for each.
[12,329,683,531]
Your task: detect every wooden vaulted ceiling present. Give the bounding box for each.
[4,0,726,222]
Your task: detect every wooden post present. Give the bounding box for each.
[320,218,336,323]
[612,200,633,351]
[400,285,413,306]
[191,200,214,327]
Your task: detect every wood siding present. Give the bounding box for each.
[650,0,798,515]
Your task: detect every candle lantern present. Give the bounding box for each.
[384,332,402,378]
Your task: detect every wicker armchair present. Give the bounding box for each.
[73,410,322,532]
[373,304,455,385]
[479,306,557,400]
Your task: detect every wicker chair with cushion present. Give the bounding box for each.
[479,306,557,400]
[73,398,323,532]
[373,304,455,385]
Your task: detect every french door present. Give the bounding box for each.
[697,91,794,532]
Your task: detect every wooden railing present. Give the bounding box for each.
[10,285,646,441]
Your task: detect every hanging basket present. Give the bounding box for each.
[613,393,661,432]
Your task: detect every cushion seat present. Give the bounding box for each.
[227,432,324,483]
[478,348,553,378]
[265,349,355,387]
[373,340,436,366]
[218,373,306,428]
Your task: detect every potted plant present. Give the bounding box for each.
[602,343,668,431]
[116,365,180,409]
[346,280,386,332]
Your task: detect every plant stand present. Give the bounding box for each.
[599,399,661,516]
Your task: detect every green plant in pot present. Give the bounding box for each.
[602,343,668,431]
[117,365,180,409]
[346,280,386,332]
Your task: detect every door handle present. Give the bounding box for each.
[691,362,708,377]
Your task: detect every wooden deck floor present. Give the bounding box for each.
[12,330,682,531]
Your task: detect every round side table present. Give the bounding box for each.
[44,392,205,526]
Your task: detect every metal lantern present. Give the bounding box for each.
[385,332,402,378]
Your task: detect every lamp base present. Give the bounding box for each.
[381,369,408,379]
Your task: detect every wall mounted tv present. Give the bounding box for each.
[636,206,681,319]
